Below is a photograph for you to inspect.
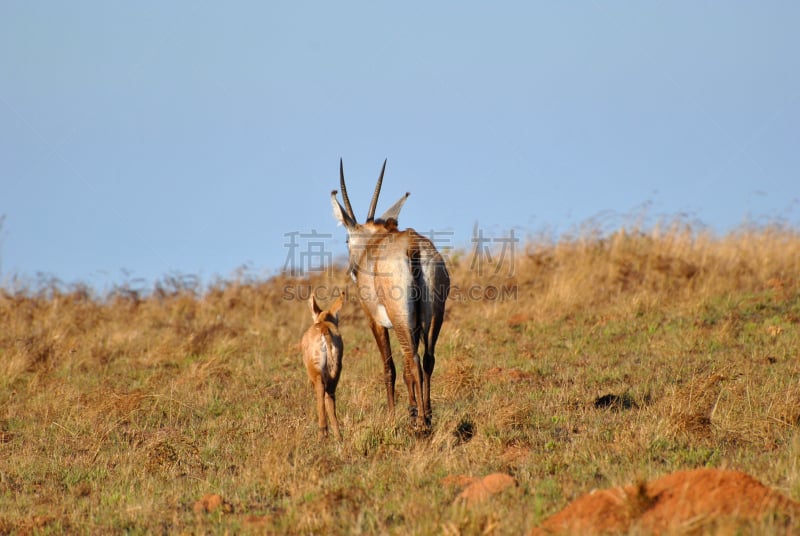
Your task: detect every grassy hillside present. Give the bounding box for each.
[2,222,800,534]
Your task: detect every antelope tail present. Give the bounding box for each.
[319,325,339,384]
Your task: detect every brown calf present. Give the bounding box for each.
[301,294,345,439]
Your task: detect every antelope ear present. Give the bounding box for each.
[379,192,410,223]
[329,294,344,318]
[309,295,322,320]
[331,190,356,229]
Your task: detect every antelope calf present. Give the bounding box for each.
[301,294,345,439]
[331,160,450,431]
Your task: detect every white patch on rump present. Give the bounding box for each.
[376,304,393,328]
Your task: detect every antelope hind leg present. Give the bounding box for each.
[368,320,396,414]
[404,355,426,431]
[314,378,328,438]
[422,351,435,427]
[324,391,341,440]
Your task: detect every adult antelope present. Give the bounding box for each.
[331,159,450,431]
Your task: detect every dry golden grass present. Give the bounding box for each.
[1,222,800,533]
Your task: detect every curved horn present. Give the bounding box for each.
[339,158,356,222]
[366,159,387,222]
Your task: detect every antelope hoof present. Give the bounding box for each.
[413,419,432,437]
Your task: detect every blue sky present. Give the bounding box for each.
[2,2,798,291]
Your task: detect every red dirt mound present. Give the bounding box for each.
[531,468,800,535]
[193,493,233,514]
[442,473,517,507]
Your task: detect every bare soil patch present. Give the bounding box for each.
[531,468,800,535]
[193,494,233,514]
[443,473,517,507]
